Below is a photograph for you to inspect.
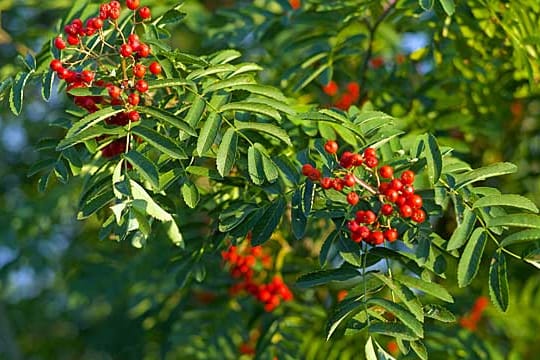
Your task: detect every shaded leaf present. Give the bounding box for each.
[457,228,487,287]
[124,151,160,190]
[489,251,509,311]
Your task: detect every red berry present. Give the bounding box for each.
[402,185,415,196]
[332,178,344,191]
[339,151,354,168]
[81,70,94,83]
[347,82,360,97]
[381,203,393,216]
[126,0,140,10]
[347,220,360,233]
[110,1,121,9]
[109,7,121,20]
[133,63,146,78]
[389,179,403,191]
[149,61,162,75]
[57,67,69,79]
[64,24,77,36]
[351,153,363,166]
[379,165,394,179]
[324,140,338,154]
[127,110,140,122]
[411,209,426,223]
[364,147,377,158]
[407,194,423,209]
[347,192,359,206]
[301,164,314,176]
[395,196,407,207]
[401,170,415,185]
[54,37,66,50]
[365,156,378,168]
[120,44,133,57]
[322,81,339,96]
[128,34,140,49]
[384,228,398,242]
[399,204,413,218]
[308,168,321,181]
[351,231,363,243]
[135,79,148,93]
[358,226,370,239]
[365,210,377,224]
[137,43,150,57]
[99,4,111,19]
[50,59,63,72]
[139,6,151,19]
[108,85,122,99]
[320,177,332,189]
[385,189,399,203]
[67,35,79,45]
[370,231,385,245]
[92,17,104,29]
[379,182,390,193]
[344,173,355,187]
[128,92,140,106]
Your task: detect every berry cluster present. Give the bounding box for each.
[322,81,361,110]
[49,1,162,158]
[222,241,293,312]
[302,141,427,246]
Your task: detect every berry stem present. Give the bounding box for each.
[352,174,377,195]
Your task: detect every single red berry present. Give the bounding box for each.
[81,70,94,83]
[390,179,403,191]
[364,147,377,158]
[322,80,339,96]
[120,43,133,57]
[324,140,338,154]
[379,182,390,193]
[67,35,79,45]
[384,228,399,242]
[346,82,360,97]
[137,43,150,57]
[99,4,111,19]
[364,210,377,224]
[92,17,104,29]
[411,209,426,223]
[301,164,314,176]
[320,177,332,189]
[351,231,363,243]
[332,178,344,191]
[135,79,148,93]
[57,67,69,79]
[109,7,121,19]
[126,0,140,10]
[379,165,394,179]
[64,24,77,36]
[365,156,378,168]
[358,226,370,239]
[139,6,151,19]
[401,170,415,185]
[407,194,423,209]
[128,110,140,122]
[54,37,66,50]
[308,168,321,181]
[381,203,393,216]
[110,1,121,9]
[128,34,140,49]
[385,189,399,203]
[399,204,413,218]
[108,85,122,99]
[133,63,146,78]
[149,61,162,75]
[347,220,360,233]
[347,192,359,206]
[395,196,407,207]
[339,151,354,169]
[370,231,385,245]
[402,185,415,196]
[351,153,363,166]
[50,59,63,72]
[344,173,355,187]
[128,92,140,106]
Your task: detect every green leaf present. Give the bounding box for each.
[41,70,54,101]
[473,194,539,213]
[367,298,423,338]
[487,214,540,229]
[368,322,418,341]
[410,340,428,360]
[186,64,236,80]
[67,86,108,97]
[220,101,281,121]
[124,151,160,190]
[419,0,434,10]
[373,273,424,321]
[438,0,455,15]
[235,121,292,146]
[423,133,442,185]
[66,107,123,138]
[501,229,540,247]
[77,189,115,219]
[489,251,509,311]
[57,125,126,150]
[27,158,57,177]
[455,162,517,190]
[204,74,256,93]
[365,337,378,360]
[9,71,33,115]
[181,182,200,209]
[395,274,453,303]
[164,220,184,247]
[423,304,456,323]
[447,208,476,250]
[251,197,286,246]
[138,106,196,136]
[296,266,359,288]
[130,180,172,222]
[457,227,487,287]
[196,111,222,156]
[157,9,186,26]
[131,126,187,159]
[216,128,237,176]
[208,49,242,65]
[146,78,191,90]
[302,180,315,216]
[228,84,287,101]
[247,145,265,185]
[291,188,308,239]
[219,203,258,232]
[184,95,206,128]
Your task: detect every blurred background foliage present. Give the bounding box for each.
[0,0,539,359]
